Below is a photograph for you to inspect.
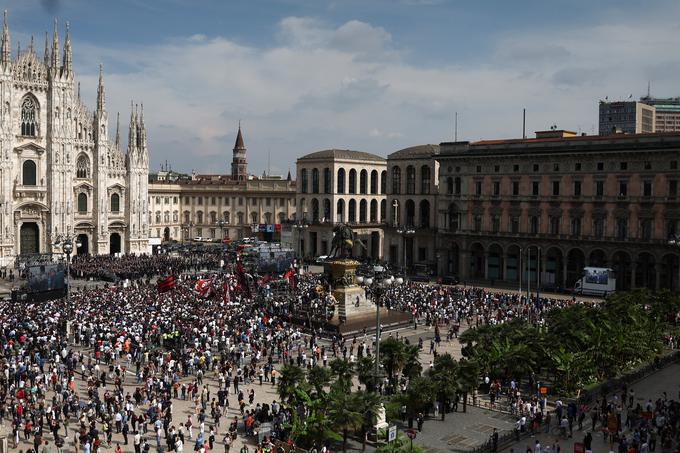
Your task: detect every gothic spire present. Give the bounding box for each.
[28,35,34,54]
[234,123,245,150]
[115,112,120,149]
[1,10,10,68]
[128,101,137,153]
[50,18,59,71]
[43,31,49,67]
[96,63,105,111]
[62,21,72,76]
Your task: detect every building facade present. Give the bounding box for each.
[385,144,439,272]
[436,130,680,291]
[296,150,387,259]
[0,15,149,265]
[599,101,655,135]
[640,96,680,133]
[148,127,296,242]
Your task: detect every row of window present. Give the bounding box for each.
[154,196,292,208]
[75,193,121,214]
[300,168,387,195]
[390,165,431,195]
[448,212,677,241]
[179,211,287,225]
[301,198,388,224]
[447,177,678,199]
[459,160,678,175]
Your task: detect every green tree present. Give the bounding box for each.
[356,356,377,391]
[353,390,382,451]
[330,358,355,391]
[307,366,332,397]
[455,358,479,413]
[278,364,307,404]
[380,337,407,384]
[428,353,458,420]
[328,389,363,453]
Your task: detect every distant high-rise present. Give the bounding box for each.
[598,101,655,135]
[640,96,680,132]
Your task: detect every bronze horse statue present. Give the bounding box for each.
[328,223,365,258]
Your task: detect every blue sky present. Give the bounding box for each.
[7,0,680,175]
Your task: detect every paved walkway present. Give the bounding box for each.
[499,363,680,453]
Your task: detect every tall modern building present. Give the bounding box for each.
[599,101,656,135]
[639,96,680,132]
[0,14,149,265]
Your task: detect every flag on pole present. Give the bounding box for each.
[157,275,175,293]
[194,278,213,297]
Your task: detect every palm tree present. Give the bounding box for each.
[455,358,479,413]
[401,344,422,380]
[353,390,382,451]
[278,364,307,404]
[330,358,355,391]
[307,366,332,397]
[429,353,458,420]
[328,389,363,453]
[379,337,406,384]
[356,356,376,391]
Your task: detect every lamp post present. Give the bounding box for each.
[396,225,415,275]
[217,219,229,242]
[292,220,309,262]
[53,233,82,312]
[365,274,400,392]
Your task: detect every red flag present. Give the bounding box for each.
[157,275,175,293]
[194,279,213,297]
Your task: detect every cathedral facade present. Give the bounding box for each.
[0,14,149,265]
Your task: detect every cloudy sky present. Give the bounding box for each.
[8,0,680,175]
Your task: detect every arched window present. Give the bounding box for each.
[312,198,320,222]
[323,168,331,194]
[312,168,319,193]
[78,193,88,214]
[197,211,204,224]
[406,199,415,226]
[421,165,431,194]
[155,211,161,224]
[381,170,387,194]
[455,177,461,195]
[22,160,37,186]
[359,199,367,223]
[183,211,191,224]
[420,200,430,227]
[251,212,258,223]
[164,211,170,223]
[110,193,120,212]
[337,168,345,194]
[336,199,345,223]
[380,199,386,222]
[348,169,357,194]
[348,199,356,223]
[210,211,217,223]
[223,211,230,223]
[20,96,38,137]
[300,169,308,193]
[391,167,401,194]
[360,170,368,194]
[323,199,331,222]
[446,177,453,195]
[238,212,244,225]
[76,154,90,178]
[370,199,378,223]
[406,166,416,194]
[370,170,378,194]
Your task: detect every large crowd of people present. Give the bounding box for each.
[0,251,676,453]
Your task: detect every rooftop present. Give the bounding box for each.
[388,144,440,159]
[298,149,385,162]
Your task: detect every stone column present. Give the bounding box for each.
[562,259,568,290]
[460,249,469,281]
[502,251,508,282]
[483,252,490,281]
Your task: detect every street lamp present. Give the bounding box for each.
[217,219,229,242]
[292,220,309,262]
[53,233,82,312]
[396,225,416,275]
[366,274,399,392]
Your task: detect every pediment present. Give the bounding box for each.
[14,142,46,155]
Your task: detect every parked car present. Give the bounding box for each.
[193,236,204,242]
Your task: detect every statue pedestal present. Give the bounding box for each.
[374,404,389,431]
[323,259,411,335]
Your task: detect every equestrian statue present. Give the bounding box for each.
[328,223,365,259]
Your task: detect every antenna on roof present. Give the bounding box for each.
[647,80,651,98]
[522,108,526,139]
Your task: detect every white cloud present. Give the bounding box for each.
[69,10,680,175]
